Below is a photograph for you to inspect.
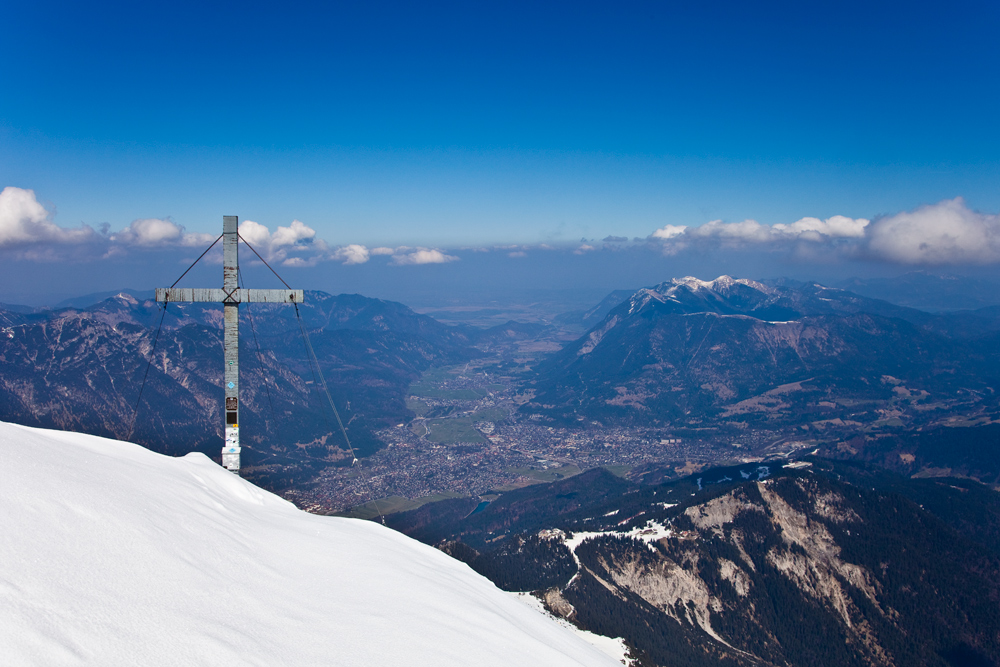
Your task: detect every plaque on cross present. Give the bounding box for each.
[156,216,304,473]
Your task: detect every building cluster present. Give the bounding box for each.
[287,366,785,514]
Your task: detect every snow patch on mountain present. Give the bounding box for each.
[619,275,779,320]
[0,421,618,667]
[668,275,771,295]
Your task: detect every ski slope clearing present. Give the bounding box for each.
[0,421,619,667]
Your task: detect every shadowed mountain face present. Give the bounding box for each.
[0,291,479,488]
[561,472,1000,667]
[523,276,1000,428]
[390,460,1000,667]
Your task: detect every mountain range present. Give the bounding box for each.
[6,277,1000,666]
[0,291,497,490]
[524,276,1000,431]
[388,456,1000,667]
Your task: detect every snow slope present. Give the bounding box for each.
[0,422,619,666]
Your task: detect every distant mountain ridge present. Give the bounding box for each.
[524,276,1000,429]
[836,271,1000,312]
[605,275,954,322]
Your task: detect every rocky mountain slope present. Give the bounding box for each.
[0,420,620,667]
[524,276,1000,428]
[0,291,480,489]
[388,458,1000,667]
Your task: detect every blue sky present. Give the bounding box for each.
[2,0,1000,303]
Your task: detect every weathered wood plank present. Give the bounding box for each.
[155,288,304,303]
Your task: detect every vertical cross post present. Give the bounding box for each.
[222,215,241,472]
[156,216,303,474]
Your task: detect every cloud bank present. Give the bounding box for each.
[0,187,459,268]
[649,198,1000,265]
[233,222,459,267]
[326,244,458,265]
[5,186,999,268]
[652,214,869,249]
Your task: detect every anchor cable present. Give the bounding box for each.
[169,233,224,288]
[241,233,386,521]
[127,296,168,442]
[129,232,223,440]
[294,302,386,524]
[293,303,357,463]
[237,234,293,289]
[134,231,385,521]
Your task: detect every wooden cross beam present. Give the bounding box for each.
[155,216,304,473]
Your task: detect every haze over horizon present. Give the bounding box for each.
[3,0,999,305]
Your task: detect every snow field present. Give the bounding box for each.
[0,422,619,667]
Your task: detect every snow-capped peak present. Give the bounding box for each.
[672,275,719,290]
[668,275,771,294]
[619,276,775,317]
[114,292,140,305]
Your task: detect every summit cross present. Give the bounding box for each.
[155,215,304,473]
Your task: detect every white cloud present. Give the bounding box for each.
[648,211,871,262]
[690,215,870,244]
[326,243,461,266]
[237,219,272,248]
[238,219,327,266]
[271,219,316,247]
[647,199,1000,266]
[866,197,1000,264]
[0,187,466,268]
[652,214,870,249]
[111,218,215,248]
[390,248,459,265]
[773,215,868,240]
[331,244,371,265]
[0,186,98,247]
[650,224,687,240]
[229,224,459,268]
[116,218,181,245]
[280,256,321,268]
[19,181,993,270]
[688,219,773,243]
